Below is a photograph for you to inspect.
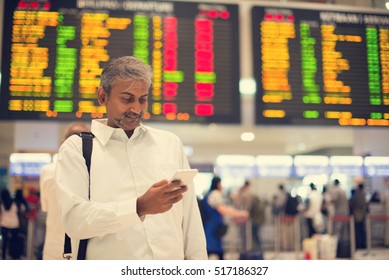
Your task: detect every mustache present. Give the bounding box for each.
[123,111,143,119]
[114,111,143,127]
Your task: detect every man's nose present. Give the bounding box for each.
[128,101,142,114]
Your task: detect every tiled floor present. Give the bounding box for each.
[222,247,389,260]
[262,248,389,260]
[353,248,389,260]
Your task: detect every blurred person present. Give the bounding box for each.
[202,176,248,260]
[249,195,266,251]
[14,189,29,256]
[349,183,367,249]
[1,189,21,259]
[321,185,333,217]
[39,122,90,260]
[304,183,323,237]
[271,195,279,216]
[25,187,45,259]
[320,185,333,234]
[234,180,266,252]
[55,56,206,259]
[329,179,349,215]
[273,184,287,216]
[382,182,389,247]
[271,183,288,250]
[14,189,30,219]
[329,179,349,241]
[282,189,301,250]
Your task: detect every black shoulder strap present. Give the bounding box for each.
[63,132,94,260]
[79,132,94,200]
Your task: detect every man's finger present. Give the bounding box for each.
[151,179,169,188]
[165,183,187,195]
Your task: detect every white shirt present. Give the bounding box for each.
[304,190,323,218]
[55,119,207,260]
[40,162,69,260]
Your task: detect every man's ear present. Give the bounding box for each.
[97,87,107,105]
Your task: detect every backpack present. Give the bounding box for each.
[284,193,299,216]
[197,196,207,225]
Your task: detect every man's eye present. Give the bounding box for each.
[140,98,148,103]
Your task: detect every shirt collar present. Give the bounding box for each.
[91,119,146,145]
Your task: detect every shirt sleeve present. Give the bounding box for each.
[55,135,142,240]
[177,139,207,260]
[39,164,52,212]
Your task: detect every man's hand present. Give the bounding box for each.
[136,179,188,216]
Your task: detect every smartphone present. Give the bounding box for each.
[169,169,198,187]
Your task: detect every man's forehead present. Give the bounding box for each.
[112,78,147,89]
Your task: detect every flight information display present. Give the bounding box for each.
[252,5,389,126]
[0,0,240,123]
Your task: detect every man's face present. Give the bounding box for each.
[98,78,149,131]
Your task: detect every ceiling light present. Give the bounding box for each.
[241,132,255,142]
[183,145,194,157]
[208,123,217,131]
[239,78,256,95]
[297,143,306,151]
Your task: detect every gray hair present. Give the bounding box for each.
[100,56,152,95]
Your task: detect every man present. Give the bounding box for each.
[40,122,90,260]
[304,183,323,237]
[55,56,207,260]
[234,180,265,252]
[273,184,287,215]
[349,183,367,249]
[329,179,349,242]
[383,180,389,247]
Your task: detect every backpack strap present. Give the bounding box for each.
[63,132,94,260]
[79,132,94,200]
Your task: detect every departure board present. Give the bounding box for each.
[252,5,389,126]
[0,0,240,123]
